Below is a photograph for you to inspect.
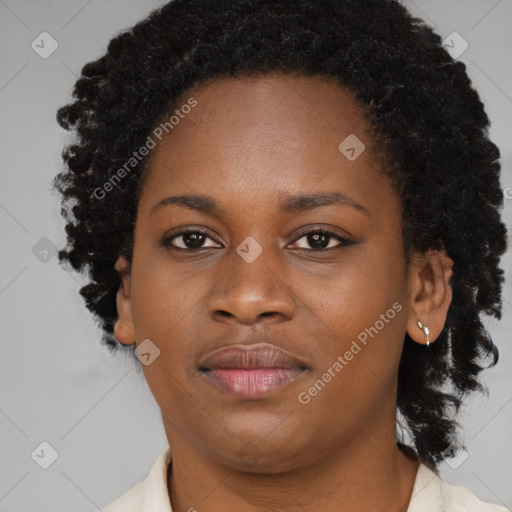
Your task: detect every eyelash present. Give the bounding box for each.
[162,227,353,252]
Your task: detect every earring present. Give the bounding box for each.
[417,320,430,347]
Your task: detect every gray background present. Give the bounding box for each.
[0,0,511,510]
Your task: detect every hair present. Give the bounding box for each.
[53,0,507,469]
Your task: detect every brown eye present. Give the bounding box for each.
[162,229,222,250]
[289,229,353,251]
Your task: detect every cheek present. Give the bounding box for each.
[128,256,207,407]
[320,240,407,337]
[130,246,205,337]
[296,286,407,433]
[127,252,213,401]
[304,239,409,395]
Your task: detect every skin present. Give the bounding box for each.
[114,72,453,512]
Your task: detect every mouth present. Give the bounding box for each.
[198,343,309,400]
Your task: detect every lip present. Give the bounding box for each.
[198,343,309,400]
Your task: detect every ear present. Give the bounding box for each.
[406,250,454,346]
[113,256,136,345]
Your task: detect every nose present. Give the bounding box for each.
[207,248,296,326]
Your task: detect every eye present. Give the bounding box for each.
[162,228,222,250]
[162,227,353,252]
[288,229,352,251]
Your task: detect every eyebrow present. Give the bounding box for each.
[150,192,369,217]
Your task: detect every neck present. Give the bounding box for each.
[163,415,419,512]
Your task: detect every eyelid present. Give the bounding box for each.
[287,227,354,250]
[162,226,223,249]
[290,224,354,241]
[162,225,354,251]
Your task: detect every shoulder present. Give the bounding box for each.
[440,476,509,512]
[101,447,172,512]
[409,463,509,512]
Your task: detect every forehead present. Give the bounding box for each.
[149,71,374,150]
[184,72,369,124]
[138,72,390,213]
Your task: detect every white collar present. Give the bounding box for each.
[133,447,505,512]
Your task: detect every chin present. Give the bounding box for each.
[198,419,324,474]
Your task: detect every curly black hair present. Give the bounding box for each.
[53,0,507,469]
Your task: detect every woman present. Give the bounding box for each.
[53,0,509,510]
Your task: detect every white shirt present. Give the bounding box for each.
[102,447,509,512]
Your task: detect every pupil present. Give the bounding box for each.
[308,233,328,249]
[185,233,205,248]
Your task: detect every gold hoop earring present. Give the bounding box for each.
[417,320,430,347]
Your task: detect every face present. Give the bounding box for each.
[115,72,449,472]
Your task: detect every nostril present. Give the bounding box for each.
[258,312,279,320]
[217,310,234,318]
